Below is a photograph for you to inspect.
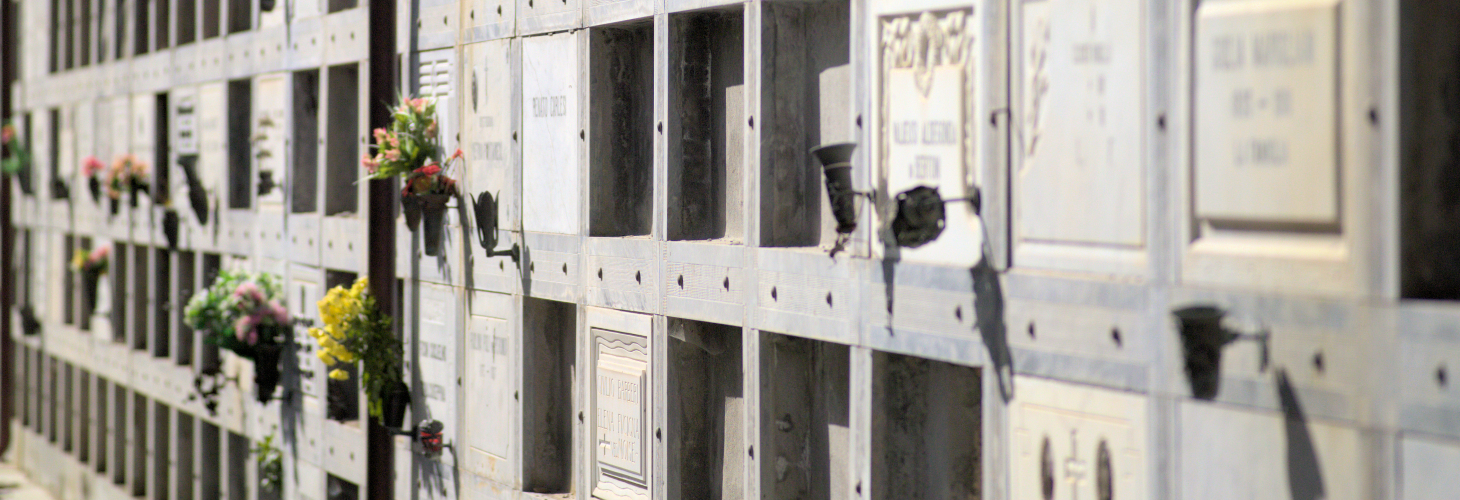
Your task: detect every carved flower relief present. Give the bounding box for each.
[881,9,975,96]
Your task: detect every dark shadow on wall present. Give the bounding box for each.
[1277,369,1325,500]
[971,254,1012,403]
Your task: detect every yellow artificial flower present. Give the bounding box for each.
[307,327,324,340]
[316,349,336,366]
[329,344,353,361]
[328,369,349,380]
[71,250,87,270]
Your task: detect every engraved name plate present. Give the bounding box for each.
[1195,0,1338,224]
[592,328,649,500]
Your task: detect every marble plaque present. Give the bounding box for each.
[418,283,458,433]
[1195,0,1338,224]
[880,8,981,267]
[592,328,648,500]
[465,315,512,459]
[1017,0,1145,247]
[521,33,580,235]
[463,39,516,230]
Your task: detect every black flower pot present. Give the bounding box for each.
[402,194,423,232]
[252,343,283,403]
[381,380,410,428]
[81,268,101,317]
[162,210,180,250]
[812,143,859,234]
[88,177,101,204]
[19,304,41,336]
[109,196,119,216]
[420,194,451,257]
[1172,306,1229,401]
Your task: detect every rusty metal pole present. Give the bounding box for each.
[366,0,397,493]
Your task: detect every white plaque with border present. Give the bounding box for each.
[880,9,981,267]
[1016,0,1145,247]
[592,328,649,500]
[1194,0,1338,224]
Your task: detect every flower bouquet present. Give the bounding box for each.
[106,154,150,214]
[362,96,461,257]
[307,277,405,427]
[83,156,105,204]
[71,246,110,319]
[2,122,34,195]
[183,270,290,402]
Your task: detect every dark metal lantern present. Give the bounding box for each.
[811,142,859,235]
[891,186,947,248]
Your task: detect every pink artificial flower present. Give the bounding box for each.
[373,128,388,144]
[234,315,257,343]
[424,120,438,139]
[414,163,441,176]
[384,149,401,161]
[83,156,105,176]
[362,154,380,173]
[1,124,14,145]
[88,246,110,264]
[268,301,288,324]
[449,148,463,162]
[411,98,428,113]
[246,328,259,346]
[387,133,400,148]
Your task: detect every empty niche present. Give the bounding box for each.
[668,8,746,242]
[293,70,321,214]
[134,0,148,54]
[97,377,108,473]
[133,246,150,351]
[158,0,170,49]
[176,251,195,366]
[325,64,360,216]
[64,234,75,326]
[228,79,253,209]
[227,431,249,500]
[1402,1,1460,299]
[327,474,359,500]
[588,21,654,237]
[176,412,194,500]
[327,0,355,14]
[49,109,61,199]
[79,0,91,63]
[112,385,126,485]
[156,0,170,50]
[153,402,170,500]
[63,363,73,452]
[47,358,57,443]
[47,0,57,71]
[871,352,981,500]
[202,0,219,39]
[19,346,28,428]
[114,0,124,59]
[199,421,220,499]
[760,0,851,248]
[156,93,171,203]
[198,253,222,372]
[326,270,360,421]
[759,331,852,500]
[154,247,172,358]
[227,0,249,33]
[133,392,148,497]
[80,371,91,463]
[177,0,196,45]
[667,318,744,499]
[112,242,127,343]
[522,297,576,494]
